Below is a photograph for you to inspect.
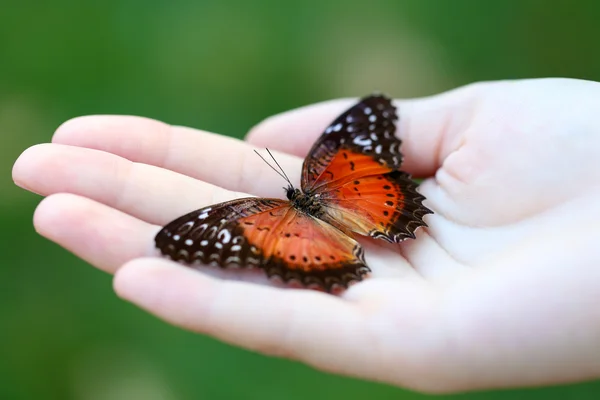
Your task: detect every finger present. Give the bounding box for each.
[113,259,392,382]
[52,116,303,196]
[14,143,251,225]
[34,193,278,284]
[34,193,156,274]
[114,258,358,357]
[114,258,448,392]
[33,190,413,282]
[246,84,485,177]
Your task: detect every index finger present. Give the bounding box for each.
[52,116,303,198]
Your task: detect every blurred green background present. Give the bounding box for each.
[3,0,600,399]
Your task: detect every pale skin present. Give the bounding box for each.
[12,78,600,394]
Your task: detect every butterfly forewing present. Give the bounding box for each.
[155,198,370,291]
[155,198,286,267]
[301,94,402,192]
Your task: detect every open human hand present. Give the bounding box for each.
[12,78,600,393]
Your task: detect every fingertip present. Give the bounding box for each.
[32,192,99,239]
[12,143,53,192]
[33,193,75,236]
[32,193,156,274]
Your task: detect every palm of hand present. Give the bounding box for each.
[13,78,600,393]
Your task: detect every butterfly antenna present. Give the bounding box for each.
[265,148,292,186]
[253,149,290,185]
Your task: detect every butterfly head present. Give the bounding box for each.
[285,184,300,201]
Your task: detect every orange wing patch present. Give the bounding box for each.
[305,147,394,192]
[319,171,432,243]
[239,206,369,289]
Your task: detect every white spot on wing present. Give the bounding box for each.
[353,136,372,146]
[198,212,209,219]
[364,107,372,115]
[173,235,180,241]
[369,114,377,122]
[185,239,193,246]
[200,240,208,246]
[217,229,231,244]
[225,256,241,264]
[333,123,343,132]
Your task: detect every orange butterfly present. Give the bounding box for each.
[155,94,432,291]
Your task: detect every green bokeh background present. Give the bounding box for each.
[2,1,600,399]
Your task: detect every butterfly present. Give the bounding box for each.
[155,94,432,292]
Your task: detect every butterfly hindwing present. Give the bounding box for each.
[155,197,369,290]
[317,171,432,243]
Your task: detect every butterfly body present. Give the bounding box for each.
[155,94,433,291]
[286,187,326,219]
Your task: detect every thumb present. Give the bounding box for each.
[245,83,482,178]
